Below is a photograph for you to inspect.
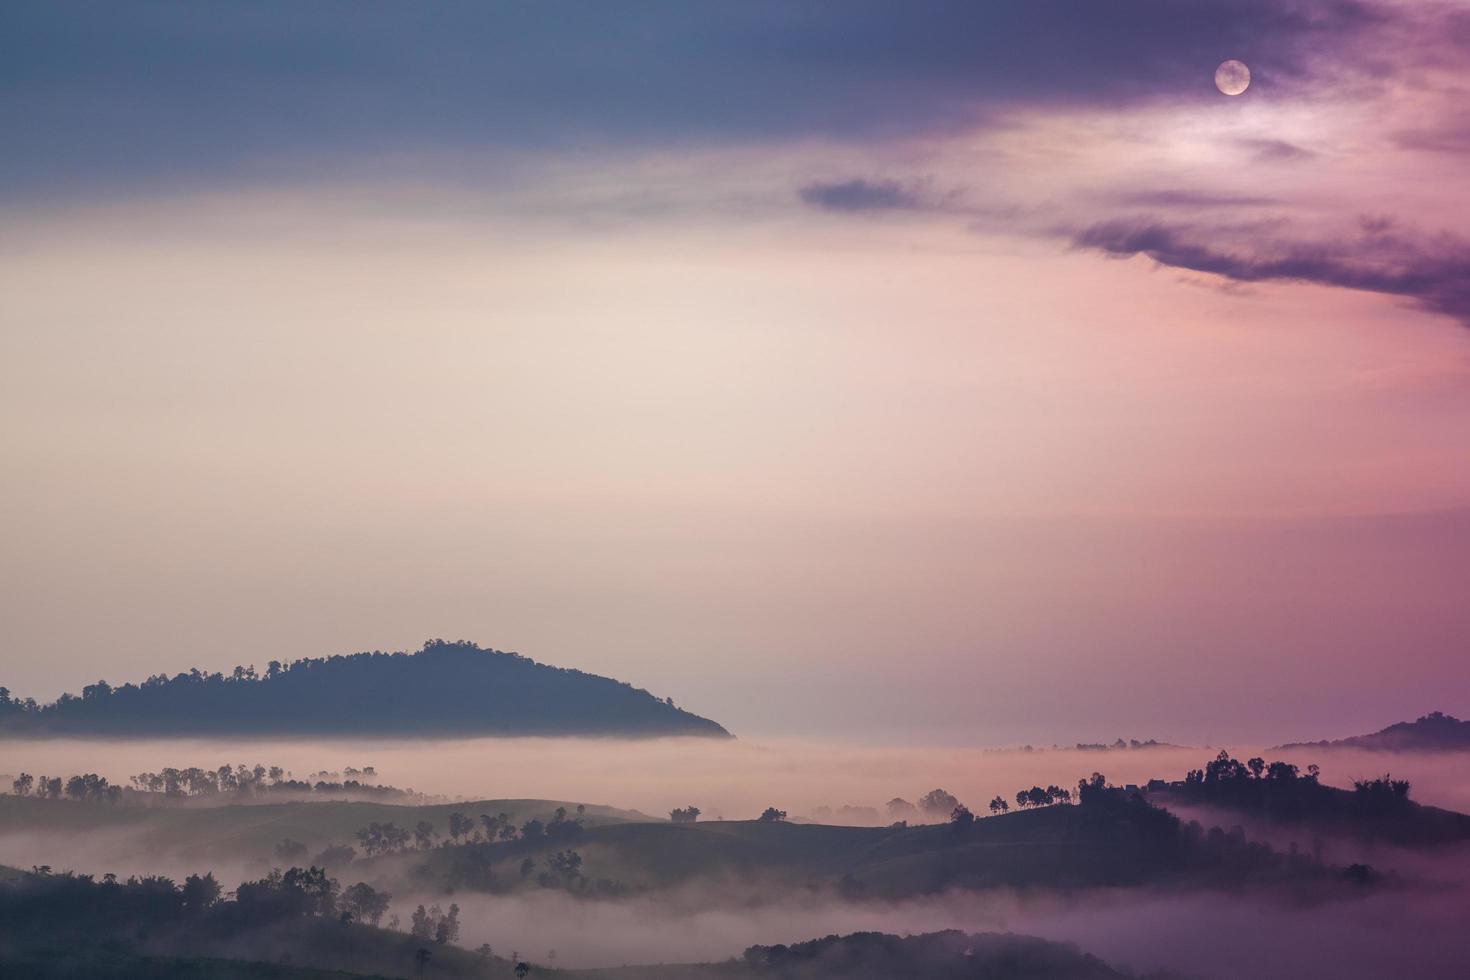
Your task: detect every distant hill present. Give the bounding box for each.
[574,931,1142,980]
[1277,711,1470,752]
[0,640,730,738]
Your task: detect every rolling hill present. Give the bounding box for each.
[390,790,1356,899]
[0,640,729,738]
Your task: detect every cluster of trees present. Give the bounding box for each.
[670,805,702,823]
[1184,750,1324,787]
[0,639,729,737]
[1171,751,1435,834]
[1014,784,1074,809]
[1074,738,1168,751]
[127,763,407,800]
[354,806,586,857]
[11,772,119,802]
[759,807,788,822]
[7,763,408,803]
[409,901,461,943]
[881,790,973,825]
[0,864,391,932]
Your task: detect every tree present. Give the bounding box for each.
[434,902,461,943]
[1266,760,1300,782]
[758,807,787,822]
[341,882,391,926]
[520,857,536,879]
[515,961,531,979]
[181,872,221,912]
[414,820,436,850]
[988,795,1009,814]
[1247,757,1266,779]
[11,773,32,797]
[949,805,975,826]
[885,798,917,821]
[448,811,471,842]
[520,818,546,841]
[415,946,432,975]
[670,805,701,823]
[410,904,432,939]
[918,789,960,818]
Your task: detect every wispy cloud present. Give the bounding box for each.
[798,179,929,213]
[1072,217,1470,327]
[1113,189,1280,209]
[1236,138,1316,162]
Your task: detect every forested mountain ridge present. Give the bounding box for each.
[0,640,730,738]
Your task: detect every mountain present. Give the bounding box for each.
[1277,711,1470,752]
[0,640,730,738]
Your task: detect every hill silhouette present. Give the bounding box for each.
[392,785,1363,899]
[577,931,1142,980]
[1149,749,1470,848]
[1276,711,1470,752]
[0,640,730,738]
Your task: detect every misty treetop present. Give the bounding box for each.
[0,639,730,737]
[9,762,415,803]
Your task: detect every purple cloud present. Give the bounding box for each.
[1073,218,1470,326]
[798,179,928,212]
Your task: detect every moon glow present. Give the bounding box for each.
[1215,59,1251,96]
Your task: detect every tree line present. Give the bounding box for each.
[353,805,586,857]
[9,762,411,803]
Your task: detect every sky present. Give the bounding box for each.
[2,0,1470,744]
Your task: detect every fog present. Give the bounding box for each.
[5,735,1470,976]
[6,736,1468,822]
[388,882,1470,978]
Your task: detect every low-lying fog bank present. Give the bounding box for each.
[4,736,1468,820]
[387,883,1469,978]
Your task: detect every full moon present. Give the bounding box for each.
[1215,59,1251,96]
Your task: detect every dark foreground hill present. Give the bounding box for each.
[1276,711,1470,752]
[0,869,1148,980]
[0,640,729,738]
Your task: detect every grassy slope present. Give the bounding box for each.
[399,803,1297,897]
[0,796,651,861]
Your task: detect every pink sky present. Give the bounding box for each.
[2,1,1469,742]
